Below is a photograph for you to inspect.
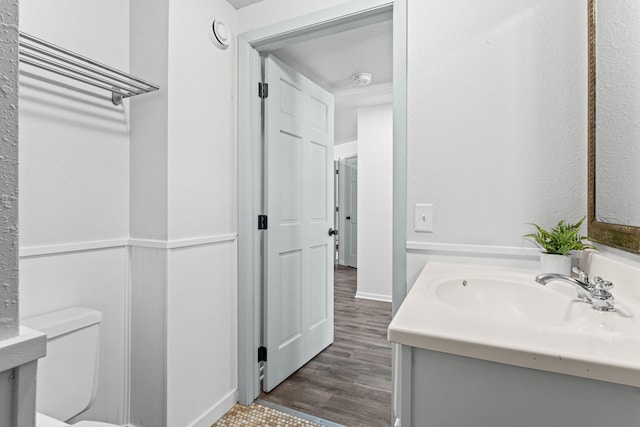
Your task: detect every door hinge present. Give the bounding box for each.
[335,169,339,175]
[258,346,267,362]
[335,206,339,212]
[258,82,269,99]
[258,215,268,230]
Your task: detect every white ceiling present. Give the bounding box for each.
[270,19,393,145]
[271,20,393,93]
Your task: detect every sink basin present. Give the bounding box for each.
[388,259,640,388]
[431,272,589,325]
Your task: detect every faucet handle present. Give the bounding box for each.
[593,276,613,291]
[572,266,589,284]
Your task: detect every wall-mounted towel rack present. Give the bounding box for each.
[18,32,159,105]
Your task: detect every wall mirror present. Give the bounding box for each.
[588,0,640,253]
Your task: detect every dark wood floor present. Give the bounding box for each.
[260,265,393,427]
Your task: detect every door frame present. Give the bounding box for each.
[237,0,408,406]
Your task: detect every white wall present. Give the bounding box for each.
[166,242,237,427]
[130,0,170,242]
[237,0,352,33]
[167,0,237,240]
[18,0,131,424]
[19,0,130,247]
[16,0,317,425]
[357,104,393,301]
[165,2,239,424]
[130,0,239,426]
[406,0,588,280]
[334,140,358,160]
[16,0,637,426]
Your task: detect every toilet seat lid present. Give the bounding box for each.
[37,413,70,427]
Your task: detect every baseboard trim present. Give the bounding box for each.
[406,241,539,258]
[188,389,238,427]
[355,291,392,303]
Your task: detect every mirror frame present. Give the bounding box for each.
[588,0,640,254]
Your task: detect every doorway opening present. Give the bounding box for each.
[340,156,358,269]
[237,1,408,425]
[258,22,393,422]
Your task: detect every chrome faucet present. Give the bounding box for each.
[535,267,615,312]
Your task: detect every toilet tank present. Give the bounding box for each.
[22,307,103,422]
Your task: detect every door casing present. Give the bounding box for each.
[237,0,408,408]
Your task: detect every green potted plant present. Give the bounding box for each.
[525,216,596,274]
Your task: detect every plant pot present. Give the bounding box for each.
[539,253,572,275]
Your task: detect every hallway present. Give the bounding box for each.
[260,266,392,426]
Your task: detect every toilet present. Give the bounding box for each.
[22,307,120,427]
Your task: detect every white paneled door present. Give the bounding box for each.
[263,55,335,392]
[344,156,358,268]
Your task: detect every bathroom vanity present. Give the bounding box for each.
[388,253,640,427]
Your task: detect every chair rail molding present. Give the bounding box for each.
[19,234,238,258]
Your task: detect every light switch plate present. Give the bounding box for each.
[415,204,433,232]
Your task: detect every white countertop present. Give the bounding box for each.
[388,260,640,387]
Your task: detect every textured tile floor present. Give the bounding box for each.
[213,403,323,427]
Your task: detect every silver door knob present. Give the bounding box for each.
[328,228,338,236]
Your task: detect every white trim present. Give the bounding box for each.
[355,291,392,303]
[1,329,44,427]
[130,234,238,250]
[237,0,403,406]
[19,235,238,258]
[127,238,169,249]
[406,241,540,258]
[392,0,408,315]
[244,0,393,51]
[19,239,129,258]
[167,234,237,249]
[391,4,408,426]
[187,389,238,427]
[123,245,132,426]
[0,327,46,372]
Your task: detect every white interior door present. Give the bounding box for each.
[344,156,358,268]
[264,55,335,392]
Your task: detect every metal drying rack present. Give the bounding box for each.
[18,32,159,105]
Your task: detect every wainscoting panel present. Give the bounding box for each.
[19,247,129,425]
[166,240,238,427]
[130,245,168,427]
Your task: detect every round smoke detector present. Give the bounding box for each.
[352,72,372,86]
[209,19,231,49]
